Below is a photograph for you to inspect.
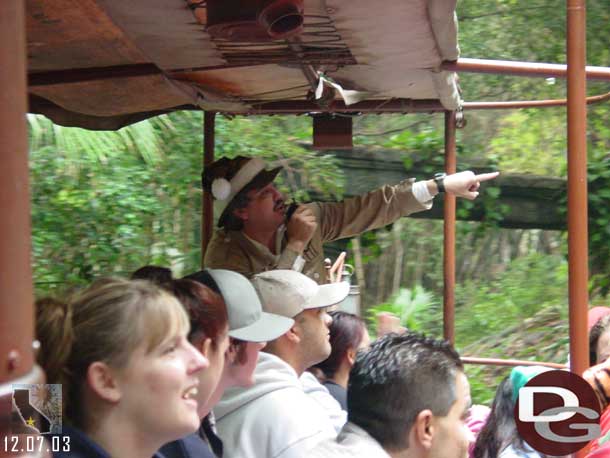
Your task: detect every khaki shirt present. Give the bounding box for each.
[204,179,430,282]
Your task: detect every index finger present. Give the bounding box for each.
[474,171,500,182]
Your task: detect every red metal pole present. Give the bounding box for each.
[566,3,589,455]
[461,357,566,369]
[443,111,456,345]
[0,0,34,387]
[0,3,46,457]
[442,57,610,80]
[567,0,589,382]
[463,90,610,110]
[201,111,216,266]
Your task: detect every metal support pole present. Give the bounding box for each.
[566,0,588,385]
[461,357,566,369]
[201,111,216,266]
[0,3,46,457]
[0,0,34,386]
[442,57,610,81]
[443,111,457,345]
[463,90,610,110]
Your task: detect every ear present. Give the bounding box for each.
[87,361,122,404]
[226,342,238,364]
[346,348,357,366]
[413,409,435,451]
[284,324,302,345]
[198,337,214,360]
[233,207,249,222]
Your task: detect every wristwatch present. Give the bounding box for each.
[434,173,447,193]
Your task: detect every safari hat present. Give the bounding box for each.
[201,156,282,227]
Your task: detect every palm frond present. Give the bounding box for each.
[27,115,170,169]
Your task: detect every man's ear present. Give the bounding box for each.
[233,207,248,222]
[226,341,238,364]
[413,409,435,450]
[285,324,302,345]
[87,361,122,404]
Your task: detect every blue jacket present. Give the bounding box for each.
[51,425,167,458]
[160,416,222,458]
[160,433,217,458]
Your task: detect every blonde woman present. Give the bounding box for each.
[36,278,208,458]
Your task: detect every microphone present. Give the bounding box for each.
[285,201,299,222]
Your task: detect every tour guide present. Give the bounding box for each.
[202,156,498,282]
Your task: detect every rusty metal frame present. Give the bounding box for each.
[0,0,34,389]
[566,0,589,390]
[461,357,566,369]
[235,91,610,114]
[444,0,591,385]
[1,3,45,456]
[240,99,446,113]
[28,57,610,88]
[443,57,610,80]
[443,111,456,345]
[201,112,216,265]
[463,90,610,110]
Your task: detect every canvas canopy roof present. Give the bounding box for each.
[27,0,460,129]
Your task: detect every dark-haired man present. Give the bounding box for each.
[202,156,498,282]
[310,332,473,458]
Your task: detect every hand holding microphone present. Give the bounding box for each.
[286,205,317,254]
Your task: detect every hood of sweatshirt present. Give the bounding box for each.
[215,352,300,421]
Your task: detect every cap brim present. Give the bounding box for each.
[304,281,350,309]
[218,166,282,227]
[228,311,294,342]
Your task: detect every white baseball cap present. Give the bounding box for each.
[251,270,350,318]
[184,269,293,342]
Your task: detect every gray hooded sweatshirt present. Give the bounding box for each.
[215,352,336,458]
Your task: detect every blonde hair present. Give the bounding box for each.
[35,278,189,427]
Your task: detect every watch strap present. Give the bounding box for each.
[434,173,446,193]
